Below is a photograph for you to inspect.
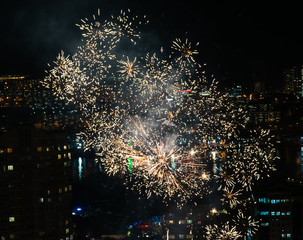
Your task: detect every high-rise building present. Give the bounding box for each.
[283,66,303,97]
[255,182,303,240]
[0,126,74,240]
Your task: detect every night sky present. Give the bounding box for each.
[1,0,303,89]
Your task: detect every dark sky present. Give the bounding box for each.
[1,0,303,89]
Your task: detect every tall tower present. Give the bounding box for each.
[0,126,73,240]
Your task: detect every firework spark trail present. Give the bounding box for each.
[44,8,278,231]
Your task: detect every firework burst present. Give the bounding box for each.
[171,38,200,68]
[44,9,277,229]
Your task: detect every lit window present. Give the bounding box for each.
[7,148,13,153]
[271,212,275,216]
[168,220,174,224]
[8,165,13,171]
[66,228,69,234]
[276,211,280,216]
[58,146,61,151]
[37,147,42,152]
[282,234,286,238]
[197,221,202,224]
[64,162,68,167]
[179,234,185,239]
[65,187,68,192]
[63,145,67,150]
[58,154,61,160]
[276,199,280,204]
[261,222,269,226]
[271,199,275,204]
[68,153,71,159]
[69,185,72,191]
[287,211,291,215]
[281,212,285,215]
[169,235,175,239]
[59,188,62,193]
[9,217,15,222]
[39,197,44,203]
[178,220,185,224]
[186,235,193,239]
[187,219,192,224]
[260,211,269,215]
[287,234,291,238]
[46,147,50,152]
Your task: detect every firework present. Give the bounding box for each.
[44,9,277,229]
[233,209,259,239]
[171,38,200,68]
[117,56,139,80]
[221,186,242,209]
[205,222,242,240]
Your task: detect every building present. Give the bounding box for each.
[0,126,74,240]
[255,181,303,240]
[283,66,303,97]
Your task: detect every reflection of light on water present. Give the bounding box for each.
[78,157,83,180]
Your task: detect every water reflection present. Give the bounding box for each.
[78,157,83,181]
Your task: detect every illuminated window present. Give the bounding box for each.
[7,148,13,153]
[168,220,174,224]
[186,235,193,239]
[63,145,67,150]
[39,197,44,203]
[286,211,291,215]
[64,162,68,167]
[65,187,68,192]
[69,185,72,191]
[169,236,175,239]
[260,211,269,215]
[58,154,61,160]
[197,221,202,224]
[59,188,62,193]
[66,228,69,234]
[179,220,185,224]
[261,222,269,226]
[8,165,13,171]
[271,212,275,216]
[287,234,291,238]
[9,217,15,222]
[276,211,280,216]
[68,153,71,159]
[179,234,185,239]
[271,199,275,204]
[37,147,42,152]
[187,219,192,224]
